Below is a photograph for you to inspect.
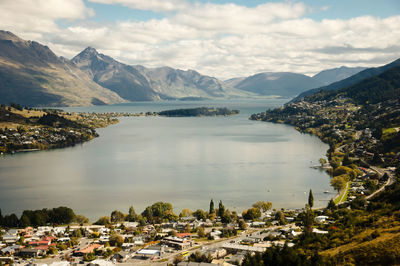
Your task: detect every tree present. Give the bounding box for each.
[3,214,19,228]
[302,208,315,234]
[327,199,336,210]
[218,200,225,218]
[209,199,214,214]
[19,214,31,227]
[197,226,206,238]
[331,175,347,192]
[274,211,286,225]
[142,202,176,223]
[193,209,207,221]
[180,208,192,217]
[127,206,137,222]
[95,216,111,225]
[72,229,82,238]
[185,223,191,233]
[342,153,352,166]
[173,254,183,265]
[49,207,76,225]
[238,219,247,230]
[111,210,126,223]
[109,234,124,247]
[242,208,261,221]
[75,215,89,225]
[252,201,272,212]
[308,189,314,209]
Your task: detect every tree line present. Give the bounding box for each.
[0,206,76,228]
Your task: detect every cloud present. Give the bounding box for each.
[2,0,400,79]
[88,0,189,12]
[0,0,93,39]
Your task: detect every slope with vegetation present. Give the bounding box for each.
[0,31,124,107]
[246,59,400,265]
[0,103,119,154]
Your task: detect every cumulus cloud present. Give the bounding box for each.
[2,0,400,79]
[0,0,93,40]
[88,0,189,12]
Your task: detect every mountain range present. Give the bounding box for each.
[0,30,389,107]
[0,31,124,107]
[292,59,400,102]
[223,66,366,97]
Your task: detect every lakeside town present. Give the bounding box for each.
[1,92,399,265]
[0,198,343,266]
[250,96,399,205]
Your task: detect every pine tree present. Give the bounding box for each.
[218,200,225,218]
[209,199,214,214]
[308,189,314,209]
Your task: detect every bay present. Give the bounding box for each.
[0,99,332,220]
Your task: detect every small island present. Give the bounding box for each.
[157,107,239,117]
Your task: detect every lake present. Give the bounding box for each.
[0,99,333,220]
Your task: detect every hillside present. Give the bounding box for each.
[247,58,400,266]
[231,72,323,97]
[293,58,400,102]
[0,31,125,107]
[134,66,227,99]
[225,67,365,98]
[312,66,366,86]
[306,65,400,105]
[72,47,245,101]
[71,47,160,101]
[0,103,121,154]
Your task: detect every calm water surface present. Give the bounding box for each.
[0,99,332,220]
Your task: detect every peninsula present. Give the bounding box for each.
[158,107,239,117]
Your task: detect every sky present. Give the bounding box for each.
[1,0,400,79]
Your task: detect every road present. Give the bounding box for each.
[336,181,350,205]
[366,167,396,199]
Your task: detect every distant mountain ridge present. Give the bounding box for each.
[292,58,400,102]
[72,47,235,101]
[230,72,323,97]
[312,66,367,86]
[0,30,125,107]
[306,64,400,105]
[225,67,366,98]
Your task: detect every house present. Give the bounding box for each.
[209,230,222,240]
[312,228,328,234]
[204,247,227,259]
[121,243,135,250]
[123,222,139,228]
[2,231,20,244]
[28,240,51,246]
[73,244,103,256]
[112,251,131,262]
[251,221,266,227]
[19,248,40,258]
[0,245,23,255]
[178,262,214,266]
[315,216,329,223]
[162,234,193,250]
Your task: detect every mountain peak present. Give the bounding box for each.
[81,46,99,56]
[0,30,25,42]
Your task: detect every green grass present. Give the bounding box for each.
[334,182,350,205]
[382,127,398,141]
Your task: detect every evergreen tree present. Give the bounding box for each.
[209,199,214,214]
[308,189,314,208]
[218,200,225,218]
[127,206,137,222]
[327,199,336,210]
